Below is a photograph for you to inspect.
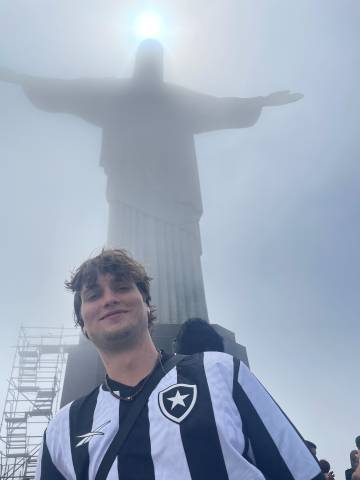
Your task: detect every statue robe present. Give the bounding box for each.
[24,77,262,323]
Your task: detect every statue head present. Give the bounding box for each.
[133,38,164,85]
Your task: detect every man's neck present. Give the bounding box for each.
[99,333,159,387]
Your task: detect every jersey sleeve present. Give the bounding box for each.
[233,359,323,480]
[35,430,67,480]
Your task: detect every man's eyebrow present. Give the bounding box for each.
[82,283,99,293]
[111,278,129,283]
[110,276,131,284]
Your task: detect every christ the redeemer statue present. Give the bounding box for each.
[0,39,302,324]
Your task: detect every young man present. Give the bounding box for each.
[36,249,322,480]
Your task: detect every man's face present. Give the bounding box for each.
[80,273,149,352]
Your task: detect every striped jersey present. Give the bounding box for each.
[36,352,322,480]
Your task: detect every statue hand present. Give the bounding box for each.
[264,90,303,106]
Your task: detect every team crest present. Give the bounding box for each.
[158,384,197,423]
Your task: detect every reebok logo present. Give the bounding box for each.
[75,420,111,447]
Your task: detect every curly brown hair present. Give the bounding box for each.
[65,249,156,330]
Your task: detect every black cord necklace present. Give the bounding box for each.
[104,350,163,402]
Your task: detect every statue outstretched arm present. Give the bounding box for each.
[172,85,303,134]
[262,90,303,107]
[0,67,124,126]
[192,95,264,133]
[0,67,28,84]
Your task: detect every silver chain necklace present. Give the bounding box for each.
[104,350,164,402]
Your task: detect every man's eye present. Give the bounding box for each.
[112,282,131,291]
[85,291,100,301]
[114,285,130,292]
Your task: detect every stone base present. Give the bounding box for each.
[60,323,249,407]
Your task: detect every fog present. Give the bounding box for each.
[0,0,359,477]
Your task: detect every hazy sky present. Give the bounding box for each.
[0,0,359,477]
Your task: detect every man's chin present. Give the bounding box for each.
[91,326,137,352]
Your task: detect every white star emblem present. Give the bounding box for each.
[166,390,190,410]
[159,383,197,423]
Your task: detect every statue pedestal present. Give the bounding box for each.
[60,323,249,407]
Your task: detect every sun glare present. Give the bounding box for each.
[135,11,163,40]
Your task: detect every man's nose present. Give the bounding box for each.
[102,287,120,307]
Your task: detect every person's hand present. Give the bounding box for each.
[263,90,304,106]
[327,470,335,480]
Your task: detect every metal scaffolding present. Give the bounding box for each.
[0,326,78,480]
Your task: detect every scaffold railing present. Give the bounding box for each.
[0,326,78,480]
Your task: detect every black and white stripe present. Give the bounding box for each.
[116,402,155,479]
[233,357,321,480]
[176,353,229,479]
[36,352,323,480]
[36,402,76,479]
[37,431,66,480]
[70,387,99,479]
[148,367,192,479]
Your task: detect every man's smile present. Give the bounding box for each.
[99,309,129,321]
